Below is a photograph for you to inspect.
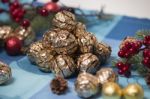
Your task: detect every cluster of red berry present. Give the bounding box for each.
[116,35,150,77]
[0,0,60,28]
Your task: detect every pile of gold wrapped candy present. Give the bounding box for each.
[27,11,144,99]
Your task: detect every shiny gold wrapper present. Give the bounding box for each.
[94,42,111,64]
[13,26,35,46]
[51,55,76,78]
[74,22,86,37]
[102,82,122,99]
[119,36,137,49]
[52,10,76,32]
[75,72,99,98]
[0,61,12,84]
[43,29,78,55]
[77,32,97,53]
[96,68,117,85]
[0,26,13,40]
[27,40,45,64]
[123,83,144,99]
[77,53,100,74]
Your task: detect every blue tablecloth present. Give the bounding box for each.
[1,9,150,99]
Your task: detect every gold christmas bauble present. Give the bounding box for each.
[102,82,122,99]
[123,83,144,99]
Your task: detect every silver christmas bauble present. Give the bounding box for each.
[77,32,97,53]
[52,10,76,32]
[51,55,76,78]
[77,53,100,74]
[43,29,78,55]
[75,72,99,98]
[0,61,12,84]
[96,68,118,85]
[94,42,111,64]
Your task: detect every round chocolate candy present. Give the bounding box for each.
[77,53,100,74]
[52,10,76,32]
[0,61,12,84]
[51,55,76,78]
[75,72,99,98]
[43,29,78,55]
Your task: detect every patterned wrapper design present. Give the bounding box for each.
[0,61,12,84]
[77,32,97,53]
[96,68,117,85]
[52,10,76,32]
[74,22,86,37]
[51,55,76,78]
[43,29,78,55]
[13,26,35,46]
[94,42,111,64]
[75,72,99,98]
[77,53,100,74]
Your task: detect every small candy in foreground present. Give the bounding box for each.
[102,82,122,99]
[0,61,12,85]
[75,72,99,98]
[50,76,68,94]
[77,53,100,74]
[123,83,144,99]
[96,68,118,85]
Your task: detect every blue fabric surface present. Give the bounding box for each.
[0,11,150,99]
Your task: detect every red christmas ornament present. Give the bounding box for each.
[21,19,30,28]
[5,36,22,55]
[38,8,49,16]
[44,2,60,12]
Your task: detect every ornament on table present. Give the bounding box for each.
[51,55,76,78]
[13,26,35,46]
[94,41,112,64]
[0,26,13,47]
[123,83,144,99]
[43,29,78,55]
[52,10,76,32]
[5,36,22,56]
[102,82,122,99]
[77,53,100,74]
[77,32,97,53]
[50,76,68,95]
[0,61,12,85]
[96,68,118,85]
[44,2,60,12]
[75,72,99,98]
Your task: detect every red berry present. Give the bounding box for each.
[11,1,20,8]
[129,48,136,54]
[143,49,150,58]
[118,50,125,57]
[1,0,9,3]
[5,36,22,55]
[145,35,150,41]
[21,19,30,28]
[14,17,22,23]
[122,65,130,72]
[124,52,131,58]
[125,42,132,49]
[142,58,149,66]
[39,8,49,16]
[118,69,124,75]
[116,62,124,69]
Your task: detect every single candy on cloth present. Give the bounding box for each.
[51,55,76,78]
[75,72,99,98]
[43,28,78,55]
[52,10,76,32]
[77,53,100,74]
[96,68,118,85]
[0,61,12,85]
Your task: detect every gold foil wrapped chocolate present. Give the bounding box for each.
[94,42,111,64]
[43,29,78,55]
[75,72,99,98]
[102,82,122,99]
[123,83,144,99]
[52,10,76,32]
[51,55,76,78]
[74,22,86,37]
[13,26,35,46]
[0,61,12,84]
[77,32,97,53]
[96,68,117,85]
[77,53,100,74]
[27,40,45,64]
